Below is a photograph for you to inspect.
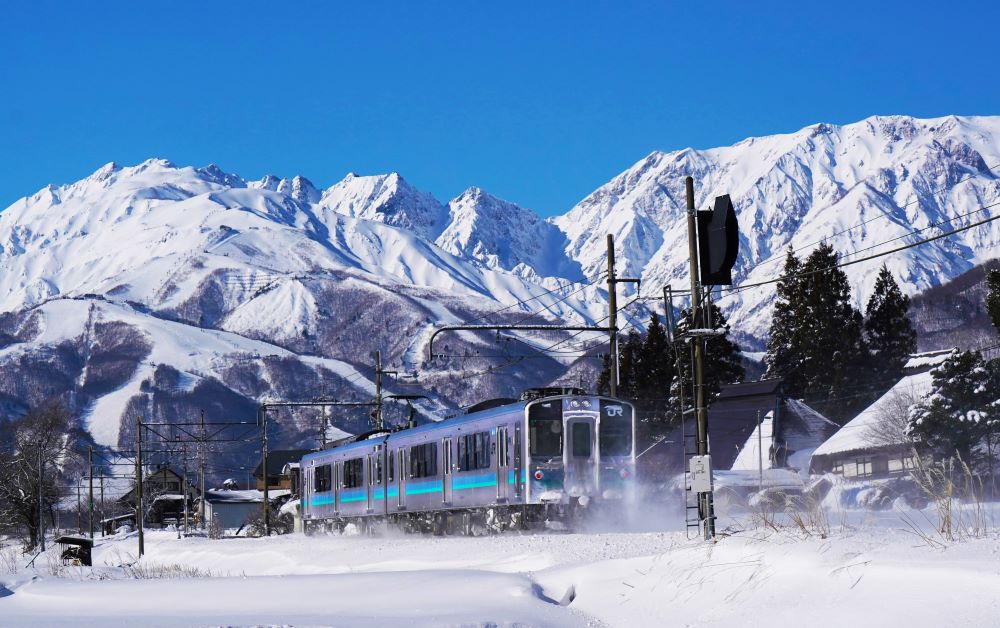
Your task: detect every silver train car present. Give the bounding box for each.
[300,389,636,534]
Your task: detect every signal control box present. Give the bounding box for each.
[689,455,713,493]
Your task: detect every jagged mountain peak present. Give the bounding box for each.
[317,171,448,240]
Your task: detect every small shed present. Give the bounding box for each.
[202,489,264,529]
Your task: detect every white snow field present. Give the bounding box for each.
[2,508,999,627]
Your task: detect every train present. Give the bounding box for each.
[299,387,636,535]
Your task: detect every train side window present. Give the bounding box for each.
[343,458,363,489]
[314,465,332,492]
[457,432,491,471]
[388,450,394,482]
[373,455,383,484]
[409,443,438,478]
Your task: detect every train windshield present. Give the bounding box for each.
[528,401,563,457]
[599,400,633,456]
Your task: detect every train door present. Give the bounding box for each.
[397,448,406,510]
[366,453,374,513]
[513,424,522,499]
[332,463,340,515]
[565,417,598,496]
[495,426,509,502]
[442,437,453,505]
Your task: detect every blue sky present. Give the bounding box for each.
[1,1,998,216]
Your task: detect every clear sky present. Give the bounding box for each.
[2,1,998,216]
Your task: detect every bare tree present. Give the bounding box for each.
[864,387,920,456]
[0,401,78,549]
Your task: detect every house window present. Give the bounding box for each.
[457,432,491,471]
[314,465,332,492]
[343,459,364,489]
[888,456,916,473]
[855,457,873,477]
[409,443,438,478]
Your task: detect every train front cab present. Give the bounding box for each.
[525,396,635,511]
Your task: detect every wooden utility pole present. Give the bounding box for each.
[38,448,45,551]
[88,446,94,539]
[685,175,715,539]
[606,235,619,396]
[261,405,270,536]
[374,350,383,430]
[135,415,145,557]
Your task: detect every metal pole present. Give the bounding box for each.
[374,350,383,431]
[757,410,763,493]
[100,475,105,538]
[685,175,715,539]
[76,478,82,533]
[38,448,45,551]
[88,447,94,539]
[262,405,270,536]
[199,410,206,531]
[181,444,189,539]
[136,414,145,557]
[606,234,619,396]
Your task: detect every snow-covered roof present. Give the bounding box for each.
[203,488,291,503]
[813,369,935,458]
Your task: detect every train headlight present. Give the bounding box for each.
[534,470,544,480]
[571,400,580,408]
[620,469,630,480]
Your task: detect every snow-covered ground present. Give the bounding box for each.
[2,504,999,627]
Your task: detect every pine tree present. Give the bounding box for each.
[908,350,999,469]
[635,314,675,425]
[764,244,868,423]
[798,243,868,422]
[765,249,806,393]
[864,264,917,392]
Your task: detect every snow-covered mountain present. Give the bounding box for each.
[0,159,613,453]
[556,114,1000,345]
[436,187,583,280]
[2,113,999,457]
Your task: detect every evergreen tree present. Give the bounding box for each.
[765,249,807,393]
[635,314,676,425]
[908,350,999,469]
[987,268,1000,337]
[764,244,868,423]
[864,264,917,392]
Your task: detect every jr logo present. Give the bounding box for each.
[605,405,624,417]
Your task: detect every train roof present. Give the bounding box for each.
[300,393,629,465]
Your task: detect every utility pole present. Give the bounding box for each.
[88,447,95,539]
[135,414,145,557]
[606,234,619,396]
[605,234,641,398]
[181,444,189,539]
[685,175,716,540]
[261,405,270,536]
[374,350,383,430]
[757,410,763,493]
[199,410,206,531]
[38,448,45,551]
[76,479,82,533]
[100,475,105,538]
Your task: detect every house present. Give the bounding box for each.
[663,379,838,474]
[810,350,952,478]
[200,488,291,529]
[253,449,311,491]
[117,465,199,527]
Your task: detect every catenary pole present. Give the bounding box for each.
[262,405,270,536]
[135,415,145,557]
[38,448,45,551]
[88,447,94,539]
[374,350,383,430]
